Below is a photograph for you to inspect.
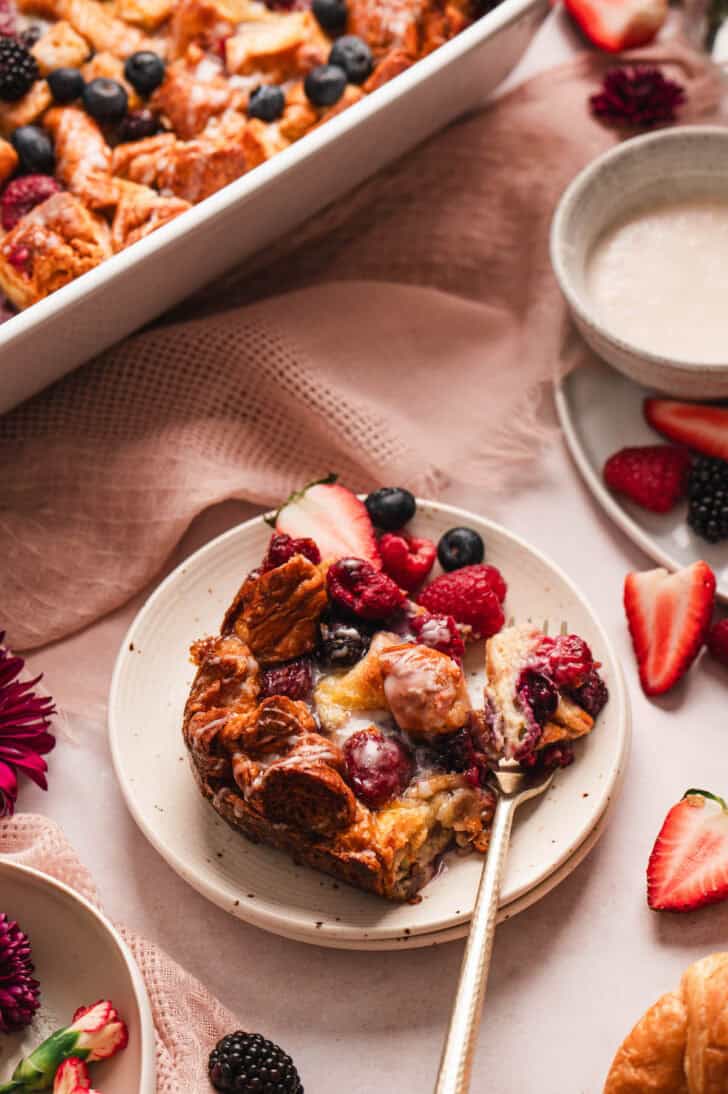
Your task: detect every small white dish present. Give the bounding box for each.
[108,500,630,949]
[551,126,728,399]
[555,359,728,602]
[0,861,155,1094]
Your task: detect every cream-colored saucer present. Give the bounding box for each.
[109,500,630,949]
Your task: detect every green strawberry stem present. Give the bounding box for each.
[683,788,728,810]
[0,1029,89,1092]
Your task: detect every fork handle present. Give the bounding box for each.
[434,793,518,1094]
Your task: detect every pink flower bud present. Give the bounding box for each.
[70,1001,129,1061]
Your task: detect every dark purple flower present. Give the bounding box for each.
[590,67,685,128]
[0,632,56,817]
[0,912,40,1032]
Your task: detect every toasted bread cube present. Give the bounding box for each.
[0,138,18,184]
[114,0,175,30]
[31,20,91,74]
[111,181,190,251]
[0,192,112,310]
[0,80,52,137]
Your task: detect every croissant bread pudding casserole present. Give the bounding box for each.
[182,481,610,901]
[604,953,728,1094]
[0,0,496,313]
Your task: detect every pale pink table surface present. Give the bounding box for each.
[19,15,728,1093]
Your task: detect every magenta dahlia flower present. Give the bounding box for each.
[0,913,40,1033]
[0,632,56,817]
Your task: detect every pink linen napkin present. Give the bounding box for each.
[0,40,721,651]
[0,813,238,1094]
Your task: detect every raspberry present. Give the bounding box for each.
[517,669,558,725]
[437,724,490,786]
[379,532,436,592]
[1,175,61,231]
[568,669,609,717]
[343,728,412,808]
[260,657,313,702]
[477,564,507,604]
[0,0,17,39]
[707,619,728,669]
[537,634,594,689]
[417,565,505,638]
[261,532,321,571]
[411,612,465,662]
[327,557,405,621]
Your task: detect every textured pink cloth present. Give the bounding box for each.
[0,813,239,1093]
[0,41,720,651]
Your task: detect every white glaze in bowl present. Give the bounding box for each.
[551,126,728,398]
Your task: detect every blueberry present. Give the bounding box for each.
[47,66,85,104]
[329,35,372,84]
[318,614,372,667]
[312,0,348,32]
[437,527,484,571]
[116,108,159,143]
[247,84,285,122]
[10,125,54,173]
[304,64,347,107]
[83,77,128,121]
[123,50,165,96]
[364,487,416,531]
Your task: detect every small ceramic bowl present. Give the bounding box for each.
[551,126,728,399]
[0,861,156,1094]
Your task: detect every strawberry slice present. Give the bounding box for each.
[563,0,667,52]
[603,445,691,513]
[644,398,728,461]
[623,560,716,696]
[647,790,728,911]
[271,476,381,568]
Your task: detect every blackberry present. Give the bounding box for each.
[0,38,39,102]
[116,107,159,143]
[318,614,371,667]
[209,1031,303,1093]
[687,456,728,543]
[568,669,609,719]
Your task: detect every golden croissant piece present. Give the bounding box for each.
[604,953,728,1094]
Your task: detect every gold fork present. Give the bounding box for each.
[434,761,554,1093]
[434,618,567,1093]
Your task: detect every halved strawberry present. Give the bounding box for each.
[644,398,728,461]
[563,0,667,52]
[623,560,716,696]
[271,476,381,568]
[603,445,691,513]
[647,790,728,911]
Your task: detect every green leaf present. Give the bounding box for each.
[683,788,728,811]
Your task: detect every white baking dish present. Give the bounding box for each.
[0,0,547,414]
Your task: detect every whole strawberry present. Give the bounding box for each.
[379,532,436,592]
[603,444,691,513]
[707,619,728,669]
[418,564,505,639]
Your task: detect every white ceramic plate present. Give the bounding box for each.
[556,359,728,602]
[0,861,155,1094]
[109,500,630,949]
